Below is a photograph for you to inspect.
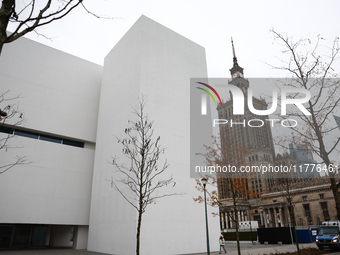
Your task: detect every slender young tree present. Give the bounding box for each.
[277,178,301,253]
[194,128,263,255]
[270,30,340,219]
[0,0,102,56]
[109,96,178,255]
[0,90,29,174]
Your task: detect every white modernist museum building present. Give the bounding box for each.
[0,16,219,254]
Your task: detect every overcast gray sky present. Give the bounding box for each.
[6,0,340,167]
[8,0,340,78]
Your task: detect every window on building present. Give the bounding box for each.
[14,130,39,139]
[303,204,312,222]
[319,194,325,199]
[40,135,62,144]
[63,139,84,148]
[0,126,13,134]
[320,202,330,221]
[302,196,307,201]
[1,126,84,148]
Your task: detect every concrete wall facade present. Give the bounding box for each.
[0,15,220,254]
[0,37,102,246]
[88,15,220,255]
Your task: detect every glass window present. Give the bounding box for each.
[4,127,84,148]
[30,226,47,247]
[12,225,31,248]
[63,139,84,148]
[0,225,13,249]
[14,130,38,139]
[303,204,311,219]
[320,202,330,221]
[40,135,61,144]
[0,127,13,134]
[319,227,339,235]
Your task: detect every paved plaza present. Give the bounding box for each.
[1,242,339,255]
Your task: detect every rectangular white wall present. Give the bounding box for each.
[88,15,220,255]
[0,37,102,225]
[73,225,89,249]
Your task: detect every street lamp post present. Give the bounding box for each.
[250,219,253,244]
[201,178,210,255]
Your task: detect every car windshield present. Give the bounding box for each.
[319,227,339,235]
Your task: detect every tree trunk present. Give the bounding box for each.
[0,0,14,57]
[329,176,340,220]
[290,205,300,253]
[136,209,142,255]
[0,42,3,56]
[311,105,340,220]
[236,218,241,255]
[233,205,241,255]
[322,144,340,220]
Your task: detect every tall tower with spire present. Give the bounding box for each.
[230,37,244,79]
[217,39,277,197]
[228,38,249,96]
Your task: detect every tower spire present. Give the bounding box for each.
[231,37,238,67]
[229,37,244,79]
[231,37,236,58]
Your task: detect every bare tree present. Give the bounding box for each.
[275,178,301,253]
[0,90,29,174]
[0,0,102,56]
[194,128,264,255]
[109,96,178,255]
[270,30,340,219]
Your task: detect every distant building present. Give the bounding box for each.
[289,142,319,180]
[254,178,335,228]
[217,41,328,232]
[220,177,337,230]
[334,115,340,130]
[273,152,299,185]
[216,39,276,199]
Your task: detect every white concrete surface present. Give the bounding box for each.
[88,15,220,255]
[0,15,221,255]
[0,36,101,247]
[73,226,89,250]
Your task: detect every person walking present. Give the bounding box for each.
[219,235,227,254]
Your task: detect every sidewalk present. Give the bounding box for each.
[0,243,339,255]
[181,243,320,255]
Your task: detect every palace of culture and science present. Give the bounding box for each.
[216,40,322,229]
